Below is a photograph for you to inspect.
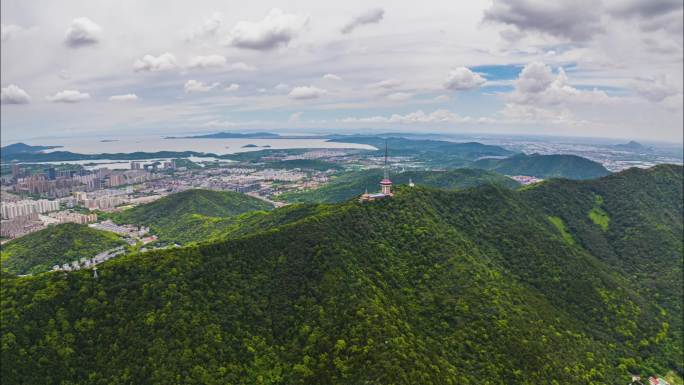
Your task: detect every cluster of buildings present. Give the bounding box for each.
[508,175,544,185]
[89,220,149,239]
[1,199,60,219]
[52,246,127,272]
[49,211,98,225]
[5,162,161,198]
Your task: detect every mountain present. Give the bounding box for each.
[0,142,62,156]
[109,189,273,244]
[611,141,653,153]
[166,132,282,139]
[474,153,611,179]
[2,165,680,384]
[279,168,520,203]
[329,136,515,167]
[0,223,125,275]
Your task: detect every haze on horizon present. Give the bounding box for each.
[1,0,683,143]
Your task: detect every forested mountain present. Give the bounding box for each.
[473,153,611,179]
[110,189,273,244]
[0,223,125,275]
[329,136,515,167]
[280,168,519,203]
[1,165,681,384]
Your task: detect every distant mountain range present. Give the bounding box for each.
[1,165,681,384]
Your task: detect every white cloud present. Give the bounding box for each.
[109,94,139,101]
[323,73,342,81]
[1,24,22,42]
[184,80,219,93]
[225,83,240,92]
[64,17,102,47]
[188,55,227,69]
[341,109,469,124]
[341,8,385,34]
[387,92,413,101]
[228,62,257,71]
[289,86,327,99]
[1,85,31,104]
[444,67,486,90]
[370,78,403,89]
[274,83,290,91]
[47,90,90,103]
[509,62,611,106]
[183,12,222,41]
[133,53,178,72]
[227,8,308,50]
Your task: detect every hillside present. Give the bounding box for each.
[280,168,520,203]
[1,165,681,384]
[0,223,125,275]
[474,153,611,179]
[110,189,273,244]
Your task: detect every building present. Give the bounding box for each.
[11,162,21,179]
[1,199,60,219]
[360,141,393,202]
[130,161,142,170]
[46,167,57,180]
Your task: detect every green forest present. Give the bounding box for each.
[473,153,611,179]
[279,168,520,203]
[0,223,125,275]
[1,165,682,384]
[109,189,273,244]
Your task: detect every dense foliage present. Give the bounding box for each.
[474,153,611,179]
[0,223,125,275]
[280,168,519,203]
[110,189,273,244]
[1,165,681,384]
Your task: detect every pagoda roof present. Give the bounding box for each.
[380,179,392,185]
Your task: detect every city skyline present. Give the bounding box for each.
[1,0,683,143]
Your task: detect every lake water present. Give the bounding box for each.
[23,136,375,155]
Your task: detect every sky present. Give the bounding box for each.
[1,0,683,143]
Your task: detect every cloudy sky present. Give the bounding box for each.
[1,0,682,143]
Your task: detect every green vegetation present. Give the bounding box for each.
[548,216,575,245]
[280,168,520,203]
[1,165,681,384]
[110,189,273,244]
[0,223,125,275]
[588,194,611,231]
[474,153,611,179]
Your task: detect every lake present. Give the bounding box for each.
[22,136,375,155]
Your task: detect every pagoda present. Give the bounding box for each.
[360,140,393,201]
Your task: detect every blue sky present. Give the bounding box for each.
[1,0,682,143]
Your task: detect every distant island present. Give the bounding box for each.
[165,132,282,139]
[241,144,260,148]
[100,139,119,143]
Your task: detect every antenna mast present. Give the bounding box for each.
[384,139,389,179]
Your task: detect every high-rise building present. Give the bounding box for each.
[46,167,57,180]
[11,162,21,179]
